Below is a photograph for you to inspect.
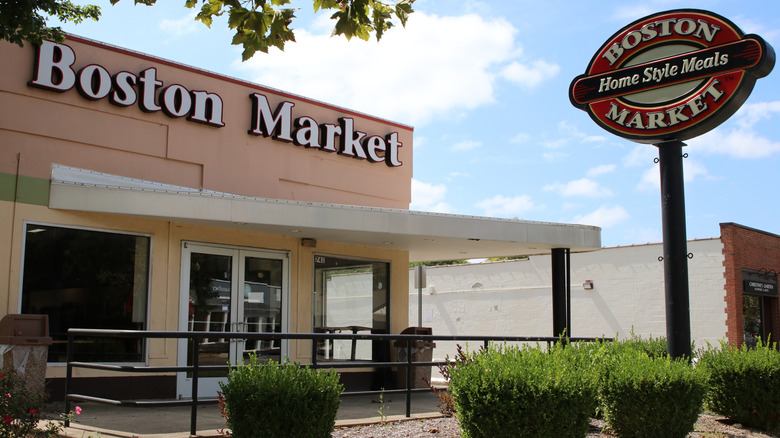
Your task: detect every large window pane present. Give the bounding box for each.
[313,255,389,361]
[21,224,150,362]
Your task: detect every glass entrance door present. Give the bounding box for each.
[177,243,288,398]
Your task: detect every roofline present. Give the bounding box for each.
[720,222,780,240]
[63,34,415,132]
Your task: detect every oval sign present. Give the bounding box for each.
[569,9,775,144]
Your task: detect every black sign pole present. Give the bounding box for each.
[656,140,692,360]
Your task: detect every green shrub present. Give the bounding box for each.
[698,340,780,431]
[447,343,597,438]
[0,371,70,437]
[597,351,705,438]
[219,355,343,438]
[620,333,668,359]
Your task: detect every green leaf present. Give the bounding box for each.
[227,8,251,30]
[396,0,414,26]
[1,0,414,59]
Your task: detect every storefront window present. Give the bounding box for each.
[313,255,389,361]
[743,294,764,349]
[21,224,150,363]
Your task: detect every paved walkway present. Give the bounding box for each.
[52,391,444,438]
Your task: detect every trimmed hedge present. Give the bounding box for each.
[219,355,343,438]
[699,340,780,431]
[596,350,705,438]
[447,343,597,438]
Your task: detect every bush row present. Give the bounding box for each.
[444,336,780,438]
[219,355,343,438]
[699,340,780,431]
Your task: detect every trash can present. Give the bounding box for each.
[0,315,53,393]
[394,327,435,389]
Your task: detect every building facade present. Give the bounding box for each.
[1,36,601,399]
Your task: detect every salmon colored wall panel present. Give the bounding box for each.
[0,92,169,159]
[1,130,203,189]
[0,39,412,208]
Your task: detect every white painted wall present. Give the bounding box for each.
[408,239,727,378]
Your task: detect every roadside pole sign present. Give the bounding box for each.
[570,9,774,144]
[569,9,774,359]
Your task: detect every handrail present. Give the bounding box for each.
[65,329,610,436]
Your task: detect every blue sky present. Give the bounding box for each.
[51,0,780,247]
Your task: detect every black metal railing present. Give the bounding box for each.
[65,329,609,436]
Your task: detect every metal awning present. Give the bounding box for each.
[48,165,601,262]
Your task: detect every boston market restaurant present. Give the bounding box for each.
[0,36,601,399]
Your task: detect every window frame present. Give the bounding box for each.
[19,221,153,366]
[312,253,391,362]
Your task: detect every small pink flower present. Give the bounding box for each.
[74,406,82,415]
[2,416,11,424]
[28,409,36,414]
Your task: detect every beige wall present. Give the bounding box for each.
[2,203,409,378]
[0,37,413,208]
[0,37,414,380]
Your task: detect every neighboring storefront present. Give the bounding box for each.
[721,223,780,348]
[0,36,601,399]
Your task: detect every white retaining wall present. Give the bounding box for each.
[408,239,727,375]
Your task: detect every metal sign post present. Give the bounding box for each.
[656,140,692,359]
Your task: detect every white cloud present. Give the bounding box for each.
[542,121,608,149]
[637,166,659,192]
[236,11,557,126]
[587,164,616,177]
[542,151,569,162]
[690,128,780,158]
[475,194,537,217]
[686,101,780,159]
[500,60,560,89]
[683,159,710,183]
[543,178,613,198]
[158,11,200,37]
[446,171,470,181]
[410,179,452,213]
[635,159,710,191]
[573,205,629,228]
[452,140,483,151]
[622,145,656,167]
[509,132,531,144]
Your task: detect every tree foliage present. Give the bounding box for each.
[485,255,529,261]
[410,260,468,267]
[0,1,101,47]
[2,0,415,60]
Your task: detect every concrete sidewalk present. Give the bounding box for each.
[53,391,444,438]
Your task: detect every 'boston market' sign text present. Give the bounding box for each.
[28,40,404,167]
[569,9,774,143]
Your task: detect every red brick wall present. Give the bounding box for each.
[720,223,780,347]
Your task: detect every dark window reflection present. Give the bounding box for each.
[21,224,150,362]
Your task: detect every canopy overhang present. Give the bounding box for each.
[48,165,602,262]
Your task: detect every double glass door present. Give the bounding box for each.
[178,243,288,398]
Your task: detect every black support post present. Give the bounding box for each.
[551,248,571,337]
[657,140,692,360]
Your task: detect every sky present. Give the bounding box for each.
[49,0,780,248]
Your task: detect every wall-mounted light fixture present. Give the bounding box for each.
[583,280,594,290]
